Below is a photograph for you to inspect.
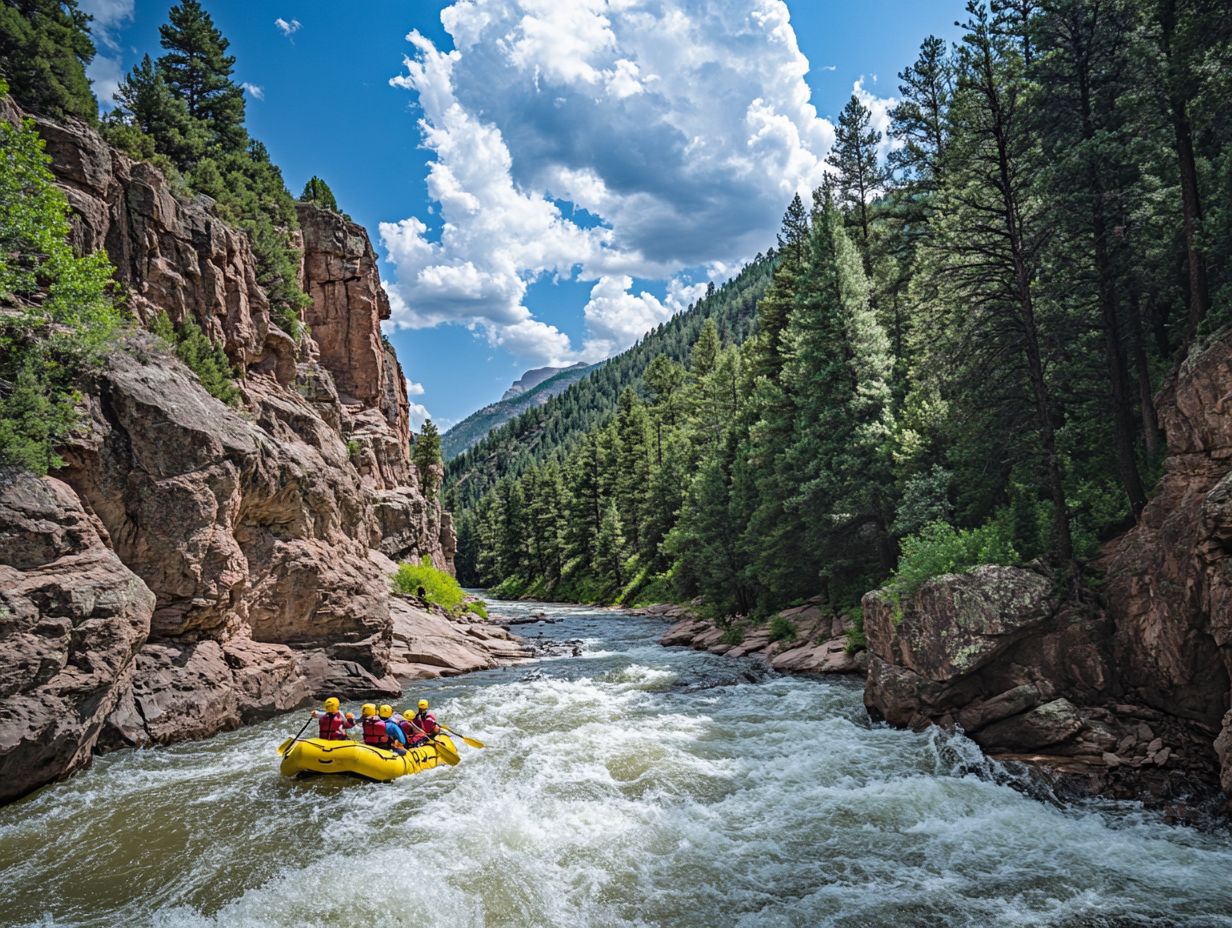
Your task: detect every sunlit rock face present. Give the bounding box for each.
[0,104,475,802]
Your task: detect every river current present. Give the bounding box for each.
[1,599,1231,928]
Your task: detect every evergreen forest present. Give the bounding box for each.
[450,0,1232,624]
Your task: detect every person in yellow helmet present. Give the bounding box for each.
[406,698,439,747]
[310,696,355,740]
[376,704,408,755]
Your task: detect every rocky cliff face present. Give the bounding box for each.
[863,327,1232,808]
[0,105,487,803]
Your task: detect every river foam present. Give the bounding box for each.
[1,599,1230,927]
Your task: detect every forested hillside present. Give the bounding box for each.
[457,0,1231,617]
[444,254,773,512]
[442,363,597,460]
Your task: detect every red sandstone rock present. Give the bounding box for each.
[0,472,153,802]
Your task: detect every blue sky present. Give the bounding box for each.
[81,0,967,429]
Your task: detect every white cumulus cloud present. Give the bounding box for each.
[405,379,431,429]
[79,0,134,106]
[275,17,301,38]
[241,82,264,100]
[383,0,891,366]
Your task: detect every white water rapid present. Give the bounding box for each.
[1,600,1230,927]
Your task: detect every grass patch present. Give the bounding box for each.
[392,556,466,613]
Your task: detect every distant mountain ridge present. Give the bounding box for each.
[442,363,598,460]
[501,363,587,401]
[444,254,775,509]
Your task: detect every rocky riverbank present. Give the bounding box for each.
[658,600,865,675]
[0,101,510,803]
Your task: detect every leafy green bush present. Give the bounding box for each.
[844,606,866,654]
[0,102,122,473]
[721,624,744,646]
[346,439,361,459]
[463,599,488,620]
[150,311,240,405]
[888,518,1019,602]
[392,557,467,613]
[769,615,797,642]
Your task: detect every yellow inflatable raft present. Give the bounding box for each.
[277,735,459,782]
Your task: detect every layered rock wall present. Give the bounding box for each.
[0,105,472,802]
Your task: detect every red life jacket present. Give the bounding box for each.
[399,719,416,743]
[414,711,438,736]
[362,715,390,746]
[318,711,347,740]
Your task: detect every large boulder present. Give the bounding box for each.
[0,472,153,801]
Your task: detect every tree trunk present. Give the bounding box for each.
[983,43,1075,564]
[1159,0,1211,347]
[1128,290,1164,459]
[1076,60,1147,516]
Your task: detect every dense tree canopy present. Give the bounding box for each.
[0,0,97,121]
[452,0,1231,621]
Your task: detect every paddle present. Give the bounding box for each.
[277,713,315,757]
[439,725,485,749]
[430,735,461,767]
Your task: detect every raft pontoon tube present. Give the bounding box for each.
[277,736,458,782]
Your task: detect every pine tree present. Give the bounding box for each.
[889,35,954,191]
[300,175,340,212]
[112,54,205,167]
[935,0,1074,563]
[826,94,889,272]
[613,388,652,555]
[413,419,443,497]
[158,0,246,151]
[0,0,97,120]
[595,501,627,590]
[779,192,895,596]
[752,196,809,381]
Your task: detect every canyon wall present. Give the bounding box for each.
[0,104,481,802]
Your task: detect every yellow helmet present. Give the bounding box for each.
[360,703,376,718]
[323,697,340,713]
[418,699,430,710]
[378,704,393,719]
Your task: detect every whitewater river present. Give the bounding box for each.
[2,600,1231,928]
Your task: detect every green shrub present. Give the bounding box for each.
[769,615,797,642]
[463,599,489,620]
[844,606,866,654]
[721,624,744,646]
[0,104,123,474]
[392,556,466,613]
[346,439,361,459]
[888,518,1019,602]
[151,311,240,406]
